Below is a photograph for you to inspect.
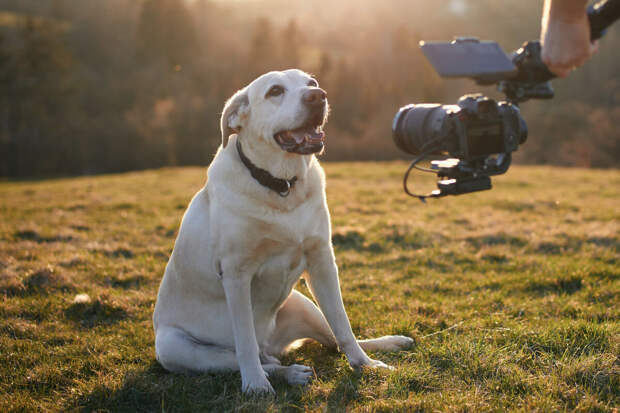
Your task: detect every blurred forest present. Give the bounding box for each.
[0,0,618,177]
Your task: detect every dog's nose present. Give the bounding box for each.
[302,88,327,107]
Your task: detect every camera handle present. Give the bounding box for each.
[589,0,620,41]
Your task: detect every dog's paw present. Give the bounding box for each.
[242,374,275,396]
[283,364,314,385]
[362,358,395,370]
[350,354,395,370]
[377,335,415,351]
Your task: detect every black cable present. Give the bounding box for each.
[402,138,443,202]
[413,163,438,173]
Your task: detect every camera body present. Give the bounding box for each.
[393,94,527,160]
[393,92,528,197]
[392,94,527,197]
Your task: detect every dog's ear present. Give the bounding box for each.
[220,89,250,148]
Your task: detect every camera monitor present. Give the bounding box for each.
[420,39,517,84]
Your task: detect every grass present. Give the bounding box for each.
[0,162,618,412]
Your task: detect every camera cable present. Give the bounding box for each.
[402,138,444,203]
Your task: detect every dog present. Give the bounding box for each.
[153,69,413,394]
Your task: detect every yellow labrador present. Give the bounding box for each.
[153,69,413,394]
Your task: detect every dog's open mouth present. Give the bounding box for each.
[273,116,326,155]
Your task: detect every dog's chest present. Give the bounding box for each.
[251,238,306,308]
[237,199,326,312]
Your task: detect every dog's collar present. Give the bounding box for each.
[236,138,298,197]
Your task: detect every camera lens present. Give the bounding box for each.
[392,104,449,155]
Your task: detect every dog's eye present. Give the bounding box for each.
[266,85,285,98]
[307,79,318,87]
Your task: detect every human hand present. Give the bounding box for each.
[540,0,598,77]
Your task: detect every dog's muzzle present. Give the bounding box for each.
[273,109,327,155]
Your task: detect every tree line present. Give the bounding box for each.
[0,0,618,177]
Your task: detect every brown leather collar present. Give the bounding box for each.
[236,138,298,197]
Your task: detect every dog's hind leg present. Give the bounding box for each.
[358,336,414,352]
[155,326,239,373]
[266,290,413,355]
[155,325,316,385]
[266,289,337,355]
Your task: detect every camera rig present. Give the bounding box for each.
[392,0,619,201]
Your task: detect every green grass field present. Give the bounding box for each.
[1,162,618,412]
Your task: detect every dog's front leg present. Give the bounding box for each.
[222,270,274,395]
[305,244,392,370]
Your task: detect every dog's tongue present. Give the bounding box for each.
[290,128,324,144]
[275,128,325,147]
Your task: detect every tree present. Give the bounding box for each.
[317,51,332,82]
[247,17,278,76]
[137,0,198,68]
[0,17,76,176]
[281,19,301,68]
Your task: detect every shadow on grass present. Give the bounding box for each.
[14,229,75,243]
[64,299,128,328]
[67,361,168,412]
[0,266,75,297]
[523,274,583,296]
[68,361,261,412]
[104,274,147,290]
[465,233,528,250]
[491,199,579,213]
[326,371,365,410]
[333,227,437,254]
[534,236,619,255]
[67,344,376,412]
[332,231,384,253]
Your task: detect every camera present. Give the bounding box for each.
[393,93,528,196]
[392,0,619,200]
[393,95,527,159]
[391,38,537,199]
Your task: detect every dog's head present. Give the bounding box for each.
[221,69,329,155]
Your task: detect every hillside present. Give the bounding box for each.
[0,163,618,411]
